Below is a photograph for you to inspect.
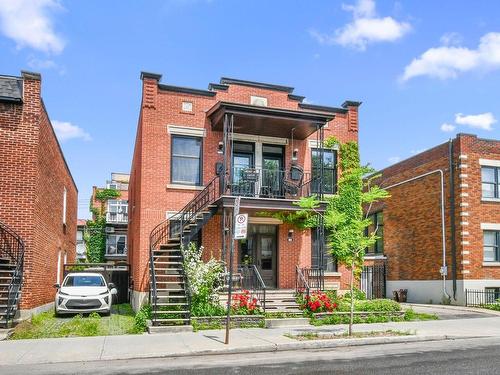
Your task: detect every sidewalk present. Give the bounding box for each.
[1,315,499,366]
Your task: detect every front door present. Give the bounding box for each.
[232,142,255,196]
[239,224,277,288]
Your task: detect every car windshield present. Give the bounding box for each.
[63,275,106,287]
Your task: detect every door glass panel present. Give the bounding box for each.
[260,236,273,270]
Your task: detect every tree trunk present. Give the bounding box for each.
[349,259,355,336]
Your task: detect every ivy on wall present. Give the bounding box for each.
[84,188,121,263]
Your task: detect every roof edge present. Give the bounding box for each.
[298,103,347,114]
[158,83,216,97]
[140,71,162,81]
[219,77,294,93]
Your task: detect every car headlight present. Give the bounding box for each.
[59,291,69,296]
[58,297,64,305]
[104,296,109,304]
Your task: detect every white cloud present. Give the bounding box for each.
[0,0,65,54]
[27,57,57,70]
[388,156,401,164]
[455,112,496,131]
[310,0,411,51]
[401,32,500,81]
[440,123,456,132]
[440,32,462,46]
[52,121,91,142]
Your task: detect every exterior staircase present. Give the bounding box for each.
[149,176,220,328]
[264,289,302,314]
[0,221,25,328]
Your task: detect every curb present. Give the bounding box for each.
[401,303,500,316]
[98,334,452,362]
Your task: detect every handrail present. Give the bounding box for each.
[0,220,25,327]
[295,265,310,299]
[148,175,221,323]
[302,267,325,291]
[236,264,267,313]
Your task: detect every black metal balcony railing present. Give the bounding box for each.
[226,167,316,199]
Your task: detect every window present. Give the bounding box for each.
[312,229,337,272]
[107,200,128,223]
[63,275,105,287]
[250,96,268,107]
[366,212,384,254]
[482,166,500,198]
[484,231,500,262]
[171,135,202,185]
[182,101,193,112]
[62,187,67,225]
[106,234,127,256]
[311,148,337,194]
[485,287,500,302]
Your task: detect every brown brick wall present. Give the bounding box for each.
[128,76,359,294]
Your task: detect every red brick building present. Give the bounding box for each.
[128,73,360,310]
[367,133,500,305]
[0,71,77,323]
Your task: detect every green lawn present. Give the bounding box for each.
[10,304,142,340]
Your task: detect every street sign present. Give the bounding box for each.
[234,213,248,240]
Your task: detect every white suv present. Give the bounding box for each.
[54,273,117,316]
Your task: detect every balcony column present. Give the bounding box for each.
[254,142,263,198]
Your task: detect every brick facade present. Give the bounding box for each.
[128,73,359,307]
[0,71,77,314]
[370,133,500,304]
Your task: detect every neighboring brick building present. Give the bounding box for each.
[128,72,360,310]
[89,173,129,262]
[0,71,78,322]
[366,133,500,305]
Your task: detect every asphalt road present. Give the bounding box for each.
[2,336,500,375]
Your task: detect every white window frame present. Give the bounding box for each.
[106,234,127,256]
[250,95,268,107]
[62,187,67,225]
[181,101,193,112]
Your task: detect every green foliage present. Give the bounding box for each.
[354,299,401,312]
[343,287,366,301]
[134,304,152,333]
[403,308,439,321]
[84,188,120,263]
[484,303,500,311]
[192,320,223,331]
[257,195,321,230]
[11,304,138,339]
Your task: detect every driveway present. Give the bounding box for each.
[402,303,498,320]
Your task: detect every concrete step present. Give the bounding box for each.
[152,310,189,315]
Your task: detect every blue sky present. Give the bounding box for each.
[0,0,499,219]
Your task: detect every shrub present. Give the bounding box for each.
[231,290,261,315]
[343,287,366,301]
[297,291,338,316]
[134,304,152,332]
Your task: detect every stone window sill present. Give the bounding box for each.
[482,198,500,203]
[365,254,386,260]
[324,272,342,277]
[483,262,500,267]
[167,184,205,191]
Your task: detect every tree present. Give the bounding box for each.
[323,140,389,335]
[84,188,121,263]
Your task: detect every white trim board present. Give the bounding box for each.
[231,133,288,145]
[481,223,500,230]
[479,158,500,167]
[167,125,206,137]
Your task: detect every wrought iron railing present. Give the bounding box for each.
[295,265,310,299]
[0,220,25,327]
[225,167,315,199]
[148,175,220,324]
[236,264,267,313]
[465,289,500,307]
[302,267,325,291]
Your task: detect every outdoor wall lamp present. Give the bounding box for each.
[217,141,224,154]
[292,148,298,161]
[287,229,294,242]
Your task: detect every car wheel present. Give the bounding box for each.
[54,306,60,317]
[101,310,111,317]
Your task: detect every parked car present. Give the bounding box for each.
[54,272,118,316]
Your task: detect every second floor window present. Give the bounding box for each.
[311,148,337,194]
[107,200,128,222]
[482,166,500,199]
[484,230,499,262]
[366,212,384,255]
[171,135,202,185]
[312,229,337,272]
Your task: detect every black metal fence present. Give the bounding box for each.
[465,289,500,307]
[360,264,386,299]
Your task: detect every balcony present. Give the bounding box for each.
[106,212,128,224]
[227,166,314,199]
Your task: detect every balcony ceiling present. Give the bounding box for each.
[207,102,335,140]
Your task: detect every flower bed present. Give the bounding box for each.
[231,290,262,315]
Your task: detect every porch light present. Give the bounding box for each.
[217,141,224,154]
[292,148,298,161]
[287,229,294,242]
